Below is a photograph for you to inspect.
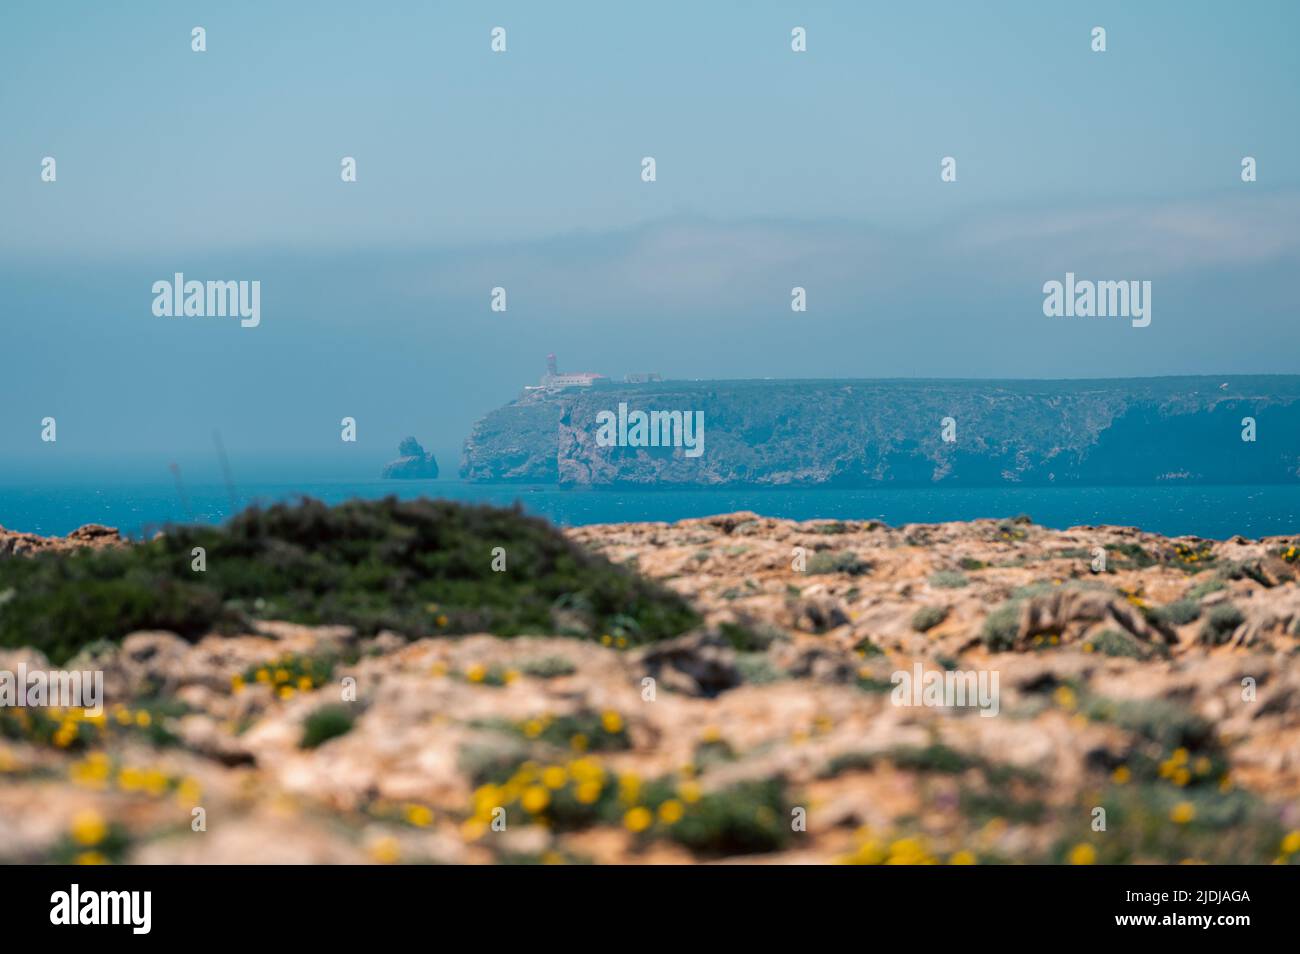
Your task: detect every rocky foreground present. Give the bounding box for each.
[3,514,1300,865]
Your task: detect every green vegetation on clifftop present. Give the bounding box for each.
[0,497,699,663]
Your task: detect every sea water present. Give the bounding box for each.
[2,477,1299,541]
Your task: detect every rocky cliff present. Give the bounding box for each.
[461,376,1300,487]
[3,510,1300,864]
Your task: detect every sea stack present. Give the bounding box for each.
[381,437,439,479]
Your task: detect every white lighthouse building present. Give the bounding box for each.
[527,354,606,391]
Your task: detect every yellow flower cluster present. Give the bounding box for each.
[462,757,606,840]
[52,706,106,747]
[1173,542,1212,564]
[460,757,696,844]
[68,809,111,864]
[68,751,201,806]
[238,653,329,700]
[464,662,519,686]
[841,830,943,865]
[1157,747,1212,787]
[0,704,161,750]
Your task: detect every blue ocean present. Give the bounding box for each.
[3,476,1300,541]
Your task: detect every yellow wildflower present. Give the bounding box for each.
[404,804,433,827]
[542,765,567,789]
[70,809,107,846]
[657,799,684,824]
[521,785,550,814]
[623,807,653,833]
[1069,843,1097,865]
[369,836,400,864]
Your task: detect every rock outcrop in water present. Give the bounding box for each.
[382,437,439,480]
[461,375,1300,487]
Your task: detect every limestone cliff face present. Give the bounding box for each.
[461,376,1300,487]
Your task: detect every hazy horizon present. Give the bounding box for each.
[3,1,1299,465]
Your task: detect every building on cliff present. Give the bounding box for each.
[526,353,606,392]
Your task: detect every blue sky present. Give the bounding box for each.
[2,0,1298,470]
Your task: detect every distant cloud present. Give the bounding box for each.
[397,191,1300,321]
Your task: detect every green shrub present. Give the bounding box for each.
[911,605,948,632]
[1107,542,1156,568]
[1187,578,1226,600]
[300,705,355,749]
[889,744,974,774]
[0,497,699,663]
[1147,599,1200,627]
[995,519,1028,541]
[1084,628,1152,659]
[928,570,969,589]
[717,620,783,651]
[735,653,784,685]
[806,550,872,576]
[519,656,577,679]
[508,710,630,752]
[1200,604,1245,645]
[1084,696,1215,753]
[1216,560,1270,586]
[665,779,789,856]
[980,602,1022,650]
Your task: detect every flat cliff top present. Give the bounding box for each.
[2,512,1299,864]
[462,374,1300,487]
